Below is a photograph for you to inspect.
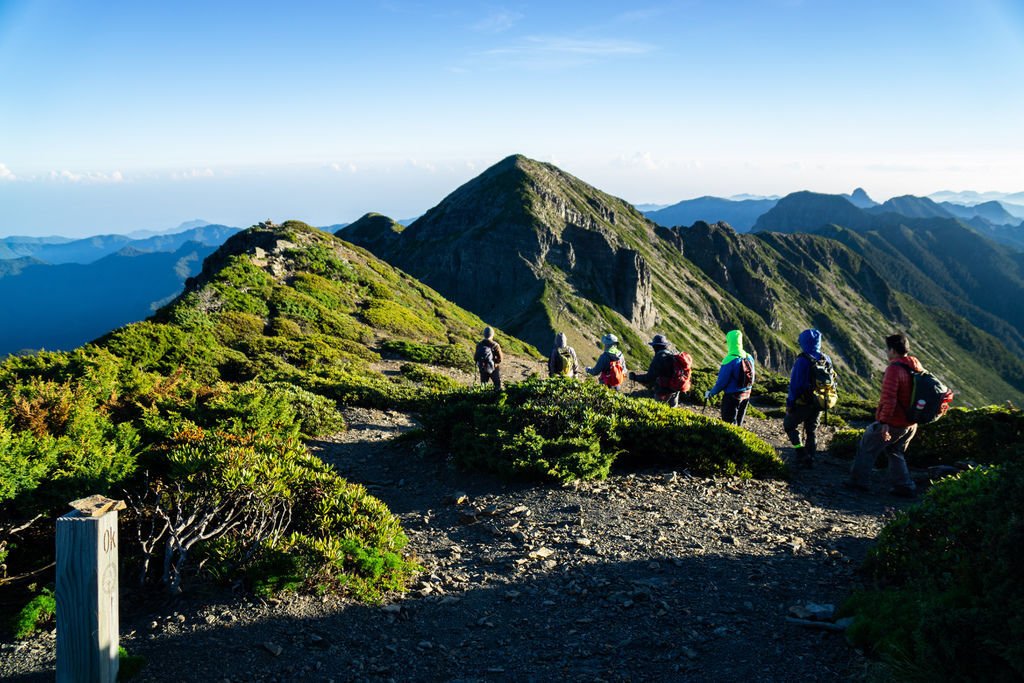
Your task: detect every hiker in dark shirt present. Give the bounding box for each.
[704,329,756,426]
[547,332,579,378]
[784,328,834,468]
[629,334,688,407]
[585,333,627,391]
[474,326,503,390]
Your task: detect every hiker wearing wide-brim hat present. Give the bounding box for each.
[585,333,627,391]
[629,334,692,407]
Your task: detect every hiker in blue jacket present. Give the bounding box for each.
[704,329,756,426]
[785,328,832,468]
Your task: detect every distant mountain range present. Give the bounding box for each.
[0,223,240,264]
[645,197,779,232]
[0,241,221,355]
[754,192,1024,353]
[0,223,245,356]
[341,155,1024,405]
[644,189,1024,247]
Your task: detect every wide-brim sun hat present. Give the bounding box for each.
[601,333,618,346]
[649,334,669,347]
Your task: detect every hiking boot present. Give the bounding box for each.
[842,480,870,493]
[888,486,917,499]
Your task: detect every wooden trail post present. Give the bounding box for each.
[56,495,124,683]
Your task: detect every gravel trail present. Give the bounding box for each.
[1,402,907,682]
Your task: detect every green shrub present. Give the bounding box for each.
[829,429,863,459]
[264,382,346,437]
[908,405,1023,467]
[399,364,462,392]
[136,424,415,595]
[286,243,354,279]
[211,311,266,346]
[832,392,877,423]
[420,378,784,483]
[12,587,55,639]
[317,371,428,411]
[381,340,475,371]
[118,646,147,680]
[843,459,1024,681]
[828,406,1023,468]
[361,300,444,338]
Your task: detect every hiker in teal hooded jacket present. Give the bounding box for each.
[704,329,756,426]
[585,333,627,391]
[785,328,833,468]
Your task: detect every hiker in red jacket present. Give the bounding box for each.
[845,332,920,498]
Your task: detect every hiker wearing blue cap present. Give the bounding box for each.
[585,333,627,391]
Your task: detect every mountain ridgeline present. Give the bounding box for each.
[341,155,1024,405]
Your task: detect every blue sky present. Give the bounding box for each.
[1,0,1022,236]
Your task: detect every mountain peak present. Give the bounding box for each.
[847,187,877,208]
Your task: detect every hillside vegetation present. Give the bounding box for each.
[0,221,541,600]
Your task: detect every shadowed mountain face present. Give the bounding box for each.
[340,155,1024,405]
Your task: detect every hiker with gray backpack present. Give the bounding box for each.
[548,332,580,378]
[784,328,838,468]
[475,326,503,390]
[629,334,692,407]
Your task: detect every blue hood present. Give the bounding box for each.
[798,328,822,356]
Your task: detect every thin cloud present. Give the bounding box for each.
[328,162,358,174]
[405,159,438,173]
[613,152,663,171]
[471,8,523,33]
[482,35,655,68]
[0,163,15,181]
[48,169,124,184]
[170,168,215,181]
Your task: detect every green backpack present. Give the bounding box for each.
[553,347,574,376]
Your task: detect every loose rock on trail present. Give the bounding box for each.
[1,402,906,682]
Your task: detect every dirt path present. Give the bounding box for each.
[0,400,907,682]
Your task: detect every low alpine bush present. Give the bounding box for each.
[843,458,1024,681]
[420,377,784,483]
[12,587,55,639]
[828,405,1023,468]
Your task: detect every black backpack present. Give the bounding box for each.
[476,342,496,375]
[895,362,954,424]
